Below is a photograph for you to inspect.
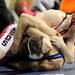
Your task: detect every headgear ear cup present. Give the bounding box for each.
[27,37,44,60]
[16,36,44,60]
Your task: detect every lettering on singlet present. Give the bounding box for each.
[2,28,16,46]
[0,24,17,53]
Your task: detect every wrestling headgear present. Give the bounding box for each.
[27,37,44,60]
[19,36,51,60]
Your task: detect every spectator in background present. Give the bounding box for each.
[60,0,75,13]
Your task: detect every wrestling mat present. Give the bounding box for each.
[0,58,75,75]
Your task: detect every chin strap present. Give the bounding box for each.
[43,50,65,65]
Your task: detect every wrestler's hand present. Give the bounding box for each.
[50,36,74,64]
[50,36,65,49]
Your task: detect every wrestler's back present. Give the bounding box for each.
[36,9,71,33]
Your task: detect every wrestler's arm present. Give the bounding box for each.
[66,39,75,61]
[12,19,55,54]
[13,14,73,63]
[12,14,58,53]
[65,30,75,62]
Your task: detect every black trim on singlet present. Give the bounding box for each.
[59,14,73,35]
[59,14,67,26]
[53,13,72,35]
[55,13,67,30]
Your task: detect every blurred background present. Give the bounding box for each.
[5,0,61,21]
[5,0,75,22]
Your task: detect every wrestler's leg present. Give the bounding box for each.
[13,14,73,63]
